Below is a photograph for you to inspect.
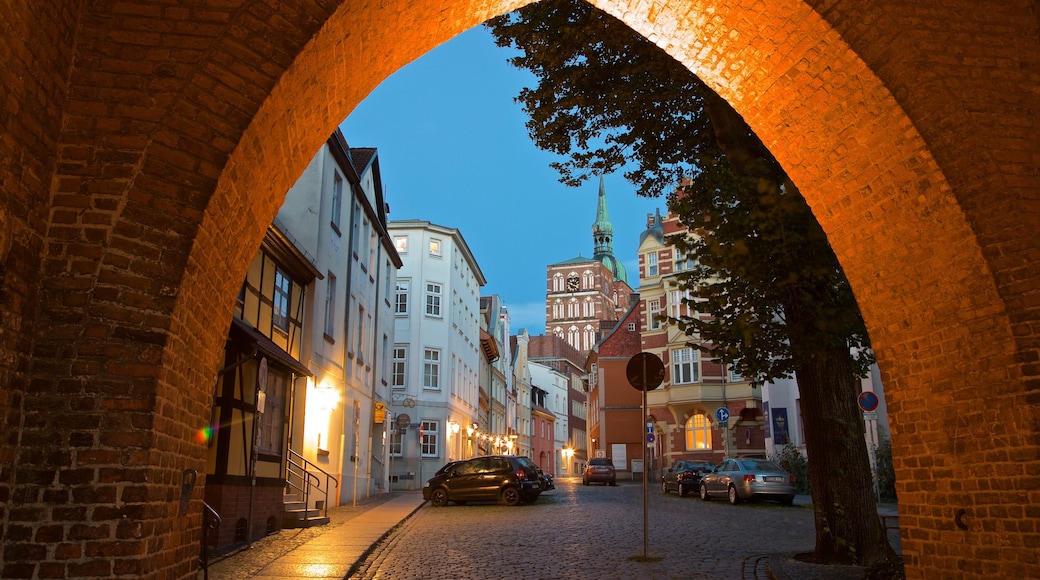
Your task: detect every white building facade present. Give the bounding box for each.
[277,131,401,506]
[387,220,486,490]
[529,361,570,476]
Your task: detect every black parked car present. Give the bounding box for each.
[423,455,542,507]
[661,460,715,497]
[539,470,555,491]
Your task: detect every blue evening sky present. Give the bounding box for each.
[340,25,663,335]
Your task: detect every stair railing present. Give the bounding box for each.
[286,449,339,518]
[199,501,221,580]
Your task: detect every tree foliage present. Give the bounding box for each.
[488,0,895,568]
[489,1,872,382]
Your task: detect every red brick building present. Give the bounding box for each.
[584,302,645,478]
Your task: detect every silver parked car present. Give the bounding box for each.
[699,458,796,505]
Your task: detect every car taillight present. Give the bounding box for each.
[744,474,755,484]
[516,469,526,481]
[789,475,796,484]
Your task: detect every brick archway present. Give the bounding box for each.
[1,1,1037,578]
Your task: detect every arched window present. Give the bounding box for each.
[552,273,563,292]
[583,325,596,351]
[685,414,712,450]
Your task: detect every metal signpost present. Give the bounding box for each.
[626,352,665,561]
[858,391,881,500]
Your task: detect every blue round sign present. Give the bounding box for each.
[715,407,730,423]
[858,391,880,412]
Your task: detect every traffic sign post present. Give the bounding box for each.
[858,392,881,500]
[625,352,665,562]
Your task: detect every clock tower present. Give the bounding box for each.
[545,177,634,352]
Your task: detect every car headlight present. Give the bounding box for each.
[423,481,430,488]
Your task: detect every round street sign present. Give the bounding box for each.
[858,391,880,412]
[396,413,411,428]
[715,407,731,423]
[626,352,666,392]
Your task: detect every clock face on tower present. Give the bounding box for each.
[567,276,579,292]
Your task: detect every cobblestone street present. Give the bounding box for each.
[355,478,817,579]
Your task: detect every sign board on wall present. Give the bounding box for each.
[611,443,627,469]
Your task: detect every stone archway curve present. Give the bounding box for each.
[3,0,1037,578]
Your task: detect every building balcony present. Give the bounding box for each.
[647,381,759,407]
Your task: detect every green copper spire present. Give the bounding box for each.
[591,176,628,284]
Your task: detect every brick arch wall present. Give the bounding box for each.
[0,1,1036,578]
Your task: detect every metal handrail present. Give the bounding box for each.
[286,449,339,518]
[199,502,221,580]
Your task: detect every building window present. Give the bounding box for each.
[258,369,286,455]
[675,249,693,272]
[392,346,407,388]
[394,236,408,252]
[647,252,658,277]
[388,430,402,456]
[395,280,409,316]
[421,420,439,457]
[672,348,699,384]
[728,367,743,383]
[425,282,442,317]
[324,273,336,338]
[685,414,711,450]
[423,348,440,390]
[627,322,636,332]
[429,238,441,256]
[649,299,662,330]
[668,290,694,319]
[331,172,343,231]
[273,267,291,331]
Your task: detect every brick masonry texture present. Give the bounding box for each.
[0,1,1037,578]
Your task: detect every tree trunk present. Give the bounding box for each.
[704,88,895,567]
[788,315,895,566]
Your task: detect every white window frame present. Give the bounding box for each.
[394,235,408,252]
[671,347,699,384]
[324,272,336,338]
[420,420,439,457]
[649,299,662,330]
[425,282,442,317]
[331,172,343,231]
[272,267,291,331]
[388,429,403,456]
[685,413,712,450]
[429,238,441,256]
[395,280,409,316]
[423,348,441,390]
[392,345,407,388]
[647,252,658,277]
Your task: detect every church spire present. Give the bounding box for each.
[591,176,628,284]
[592,176,614,255]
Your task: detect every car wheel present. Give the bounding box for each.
[501,486,521,506]
[781,496,794,506]
[728,485,740,505]
[431,488,449,507]
[699,482,710,501]
[679,482,689,497]
[609,479,616,486]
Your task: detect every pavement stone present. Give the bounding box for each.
[200,479,901,579]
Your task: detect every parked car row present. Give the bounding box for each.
[422,455,550,507]
[664,457,797,506]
